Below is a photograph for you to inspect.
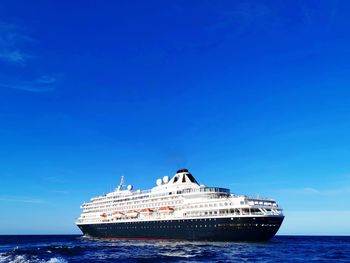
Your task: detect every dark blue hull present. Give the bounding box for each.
[77,216,284,241]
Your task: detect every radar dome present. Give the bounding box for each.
[127,185,133,190]
[156,179,163,186]
[162,176,169,184]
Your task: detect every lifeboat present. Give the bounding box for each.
[125,210,139,218]
[100,213,107,218]
[112,211,124,218]
[158,206,175,213]
[140,208,154,214]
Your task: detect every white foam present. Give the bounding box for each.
[8,255,30,263]
[0,254,11,263]
[46,258,67,263]
[0,254,67,263]
[159,252,196,258]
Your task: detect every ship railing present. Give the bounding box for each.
[127,187,230,196]
[182,187,230,194]
[89,187,231,203]
[134,189,152,195]
[244,195,276,201]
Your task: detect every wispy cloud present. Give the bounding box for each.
[0,196,47,204]
[0,50,32,64]
[0,21,58,92]
[0,75,57,92]
[0,23,35,65]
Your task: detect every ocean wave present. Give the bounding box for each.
[0,253,67,263]
[158,251,196,258]
[43,246,83,255]
[8,245,83,258]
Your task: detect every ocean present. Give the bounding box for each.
[0,235,349,263]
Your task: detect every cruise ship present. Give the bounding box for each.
[76,169,284,241]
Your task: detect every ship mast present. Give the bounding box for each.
[116,176,125,191]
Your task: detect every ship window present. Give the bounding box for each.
[173,176,178,183]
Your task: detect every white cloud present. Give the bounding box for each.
[0,50,29,64]
[0,22,35,65]
[0,21,58,92]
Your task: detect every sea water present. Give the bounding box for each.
[0,235,349,262]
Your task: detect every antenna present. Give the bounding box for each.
[116,175,125,191]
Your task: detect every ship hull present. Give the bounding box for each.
[77,216,284,241]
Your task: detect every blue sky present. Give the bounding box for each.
[0,0,350,235]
